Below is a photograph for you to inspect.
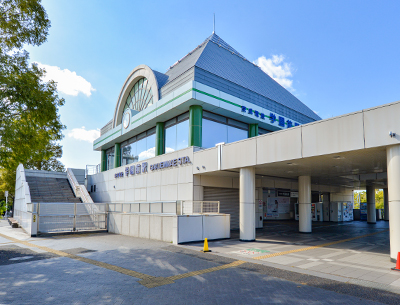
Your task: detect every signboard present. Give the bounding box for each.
[266,197,290,217]
[115,156,191,179]
[240,106,300,129]
[277,191,290,197]
[290,192,298,198]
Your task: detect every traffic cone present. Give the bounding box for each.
[202,238,211,252]
[392,252,400,271]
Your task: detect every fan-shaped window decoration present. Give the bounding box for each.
[122,77,153,114]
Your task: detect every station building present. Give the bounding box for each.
[89,33,400,262]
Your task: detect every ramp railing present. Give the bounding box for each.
[67,168,94,204]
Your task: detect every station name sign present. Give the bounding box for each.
[115,156,191,178]
[241,106,300,128]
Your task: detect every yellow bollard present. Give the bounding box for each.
[202,238,211,252]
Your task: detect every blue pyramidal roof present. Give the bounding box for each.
[161,33,321,122]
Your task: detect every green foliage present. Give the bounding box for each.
[0,0,50,51]
[0,0,65,198]
[375,189,384,209]
[0,199,12,217]
[354,190,384,209]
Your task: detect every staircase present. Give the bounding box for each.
[26,176,82,203]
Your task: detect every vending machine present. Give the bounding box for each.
[330,202,343,222]
[342,202,354,221]
[312,202,324,222]
[360,202,367,220]
[322,194,330,222]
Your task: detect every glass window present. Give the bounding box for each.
[227,125,247,143]
[176,119,189,150]
[145,133,155,160]
[121,77,154,124]
[202,119,227,149]
[165,124,177,153]
[165,119,189,153]
[120,129,155,165]
[136,137,147,161]
[121,142,137,166]
[258,128,271,135]
[202,114,248,148]
[106,147,115,170]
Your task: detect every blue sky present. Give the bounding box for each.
[25,0,400,169]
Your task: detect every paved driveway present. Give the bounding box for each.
[0,219,398,304]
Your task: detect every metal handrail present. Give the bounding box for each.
[67,168,80,197]
[67,168,94,204]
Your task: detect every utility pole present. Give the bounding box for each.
[5,191,8,217]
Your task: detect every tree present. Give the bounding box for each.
[0,0,65,197]
[353,190,384,209]
[0,0,50,50]
[375,189,384,209]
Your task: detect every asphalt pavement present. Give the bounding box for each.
[0,219,399,304]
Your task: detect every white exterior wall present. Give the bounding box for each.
[107,212,230,243]
[14,164,33,235]
[88,147,194,203]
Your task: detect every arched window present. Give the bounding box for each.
[122,77,154,114]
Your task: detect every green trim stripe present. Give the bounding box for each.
[131,88,192,125]
[94,129,121,146]
[94,86,276,148]
[192,88,241,108]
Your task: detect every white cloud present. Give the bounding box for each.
[68,127,100,143]
[254,55,294,90]
[138,147,156,160]
[34,62,95,97]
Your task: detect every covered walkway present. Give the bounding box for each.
[183,220,399,291]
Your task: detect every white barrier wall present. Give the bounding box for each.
[14,164,33,235]
[107,212,230,244]
[88,147,195,203]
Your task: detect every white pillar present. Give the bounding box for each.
[387,145,400,261]
[239,167,255,241]
[299,176,312,233]
[366,185,376,224]
[383,188,389,221]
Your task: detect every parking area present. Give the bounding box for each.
[0,219,399,304]
[183,220,400,290]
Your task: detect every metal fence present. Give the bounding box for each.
[27,200,220,234]
[31,202,107,234]
[85,164,100,177]
[181,201,220,215]
[107,201,220,215]
[108,202,179,215]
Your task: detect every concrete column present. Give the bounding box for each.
[383,188,389,221]
[387,145,400,261]
[101,150,107,172]
[248,124,258,138]
[189,105,202,147]
[239,167,255,241]
[155,122,165,156]
[114,143,121,169]
[366,185,376,224]
[299,176,312,233]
